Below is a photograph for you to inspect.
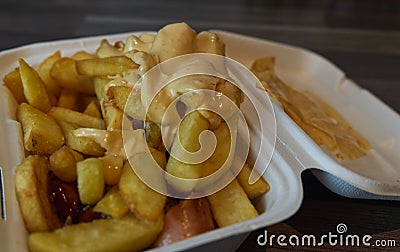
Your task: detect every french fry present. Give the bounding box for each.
[83,100,102,118]
[17,103,64,154]
[3,67,26,103]
[57,89,81,111]
[37,51,61,97]
[77,158,105,205]
[50,57,94,95]
[49,146,83,182]
[48,106,106,129]
[15,155,61,232]
[96,39,122,58]
[94,77,109,100]
[58,121,106,157]
[166,111,209,189]
[71,50,96,61]
[208,179,258,227]
[101,154,123,185]
[106,85,129,107]
[19,59,52,112]
[93,186,128,218]
[236,164,270,199]
[107,85,146,120]
[76,56,138,77]
[200,120,231,178]
[28,214,164,252]
[101,101,123,130]
[119,152,166,222]
[150,22,196,62]
[144,121,163,150]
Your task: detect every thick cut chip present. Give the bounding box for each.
[17,103,64,154]
[19,59,51,112]
[101,101,123,131]
[3,67,26,103]
[150,22,196,62]
[166,111,210,192]
[15,155,61,232]
[76,56,138,77]
[119,156,166,222]
[71,50,96,61]
[50,57,94,95]
[77,158,105,205]
[208,179,258,227]
[93,77,109,100]
[48,106,105,129]
[106,85,146,120]
[93,186,129,218]
[37,51,61,97]
[236,164,270,199]
[200,121,231,178]
[83,100,102,118]
[58,121,106,157]
[28,214,163,252]
[144,121,163,150]
[49,146,83,182]
[101,154,123,185]
[96,39,123,58]
[57,89,81,111]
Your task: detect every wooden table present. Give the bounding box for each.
[1,0,399,251]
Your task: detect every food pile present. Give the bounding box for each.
[4,23,270,252]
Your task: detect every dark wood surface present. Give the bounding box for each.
[1,0,399,251]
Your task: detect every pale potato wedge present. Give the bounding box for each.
[49,146,83,182]
[48,106,105,129]
[71,50,96,61]
[76,56,138,77]
[96,39,123,58]
[77,158,105,205]
[101,101,123,131]
[101,154,123,185]
[57,89,81,111]
[236,163,270,199]
[58,121,106,157]
[50,57,94,95]
[208,179,258,227]
[150,22,196,62]
[15,155,61,232]
[3,67,26,103]
[200,120,231,178]
[19,58,51,112]
[144,121,163,150]
[166,111,209,192]
[105,84,128,106]
[83,100,102,118]
[29,214,163,252]
[196,31,225,55]
[93,186,129,218]
[93,77,109,100]
[119,155,166,222]
[106,85,147,120]
[37,51,61,97]
[17,103,64,154]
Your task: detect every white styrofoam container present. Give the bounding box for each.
[0,30,399,252]
[212,30,400,198]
